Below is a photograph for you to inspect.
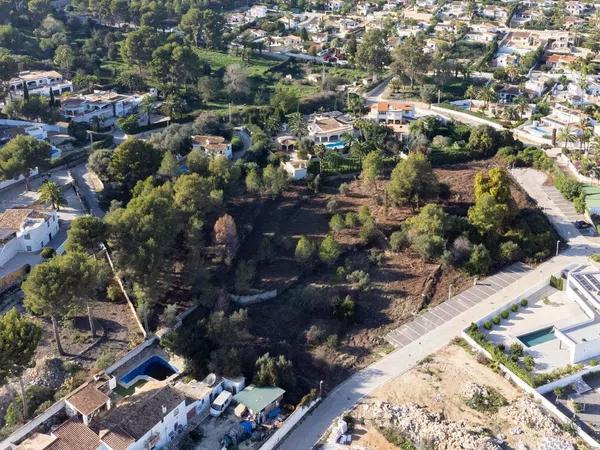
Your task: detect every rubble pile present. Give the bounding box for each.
[505,398,562,435]
[357,401,501,450]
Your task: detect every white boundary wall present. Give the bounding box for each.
[260,399,320,450]
[462,331,600,448]
[0,400,65,449]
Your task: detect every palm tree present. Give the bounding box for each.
[506,65,519,83]
[477,87,498,110]
[575,117,592,154]
[140,95,154,126]
[514,96,529,120]
[465,85,479,111]
[38,181,66,211]
[557,124,576,151]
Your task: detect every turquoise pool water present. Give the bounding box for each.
[518,327,556,347]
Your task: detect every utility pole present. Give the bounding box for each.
[437,89,441,104]
[556,240,560,257]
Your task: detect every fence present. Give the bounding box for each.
[231,290,278,306]
[0,400,66,450]
[461,331,600,448]
[103,246,147,338]
[259,398,320,450]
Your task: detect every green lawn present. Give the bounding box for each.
[113,379,147,397]
[194,49,280,76]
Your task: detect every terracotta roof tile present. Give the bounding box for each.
[66,383,109,416]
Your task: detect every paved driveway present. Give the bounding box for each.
[386,262,531,348]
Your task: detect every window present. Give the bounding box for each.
[24,233,30,240]
[26,246,31,252]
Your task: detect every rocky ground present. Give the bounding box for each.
[320,344,585,450]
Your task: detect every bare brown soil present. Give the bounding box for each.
[236,159,540,396]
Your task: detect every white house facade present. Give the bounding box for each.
[0,208,59,267]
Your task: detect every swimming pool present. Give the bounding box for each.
[518,327,556,348]
[120,356,177,386]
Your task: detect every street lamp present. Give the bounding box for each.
[448,283,453,301]
[556,240,560,257]
[319,380,323,398]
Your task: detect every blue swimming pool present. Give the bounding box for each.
[518,327,556,348]
[120,356,177,385]
[325,141,346,150]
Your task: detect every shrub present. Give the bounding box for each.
[492,316,501,325]
[161,304,179,327]
[550,275,565,290]
[509,342,524,358]
[511,304,519,312]
[346,270,370,290]
[390,230,408,252]
[591,359,598,367]
[523,355,535,371]
[40,247,55,259]
[499,241,520,262]
[464,385,507,413]
[305,325,325,345]
[339,182,350,195]
[319,234,341,264]
[358,205,371,224]
[344,212,359,228]
[483,321,493,330]
[501,310,509,319]
[334,295,356,321]
[234,259,256,293]
[231,135,243,152]
[295,235,317,267]
[106,283,122,302]
[497,344,505,352]
[326,198,338,213]
[520,299,528,307]
[325,334,339,349]
[329,214,345,233]
[554,386,565,399]
[412,234,445,261]
[359,218,378,244]
[94,351,117,371]
[466,244,492,275]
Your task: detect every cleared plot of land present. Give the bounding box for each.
[348,344,579,450]
[237,159,552,398]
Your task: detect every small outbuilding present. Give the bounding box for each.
[232,385,285,424]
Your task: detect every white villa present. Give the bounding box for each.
[0,208,59,267]
[191,135,233,159]
[366,101,415,125]
[60,91,144,124]
[8,71,73,98]
[308,111,355,145]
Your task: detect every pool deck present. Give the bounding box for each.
[485,286,590,372]
[110,341,184,382]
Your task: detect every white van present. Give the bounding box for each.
[210,391,232,417]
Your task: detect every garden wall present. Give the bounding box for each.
[461,332,600,448]
[260,398,320,450]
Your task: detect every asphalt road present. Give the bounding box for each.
[279,168,597,449]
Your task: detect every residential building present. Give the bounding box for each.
[8,71,72,98]
[366,101,415,124]
[60,90,144,124]
[544,53,578,70]
[191,135,233,159]
[0,208,59,267]
[308,111,355,145]
[232,385,285,424]
[282,159,308,180]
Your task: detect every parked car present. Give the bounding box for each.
[575,220,592,229]
[210,390,233,417]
